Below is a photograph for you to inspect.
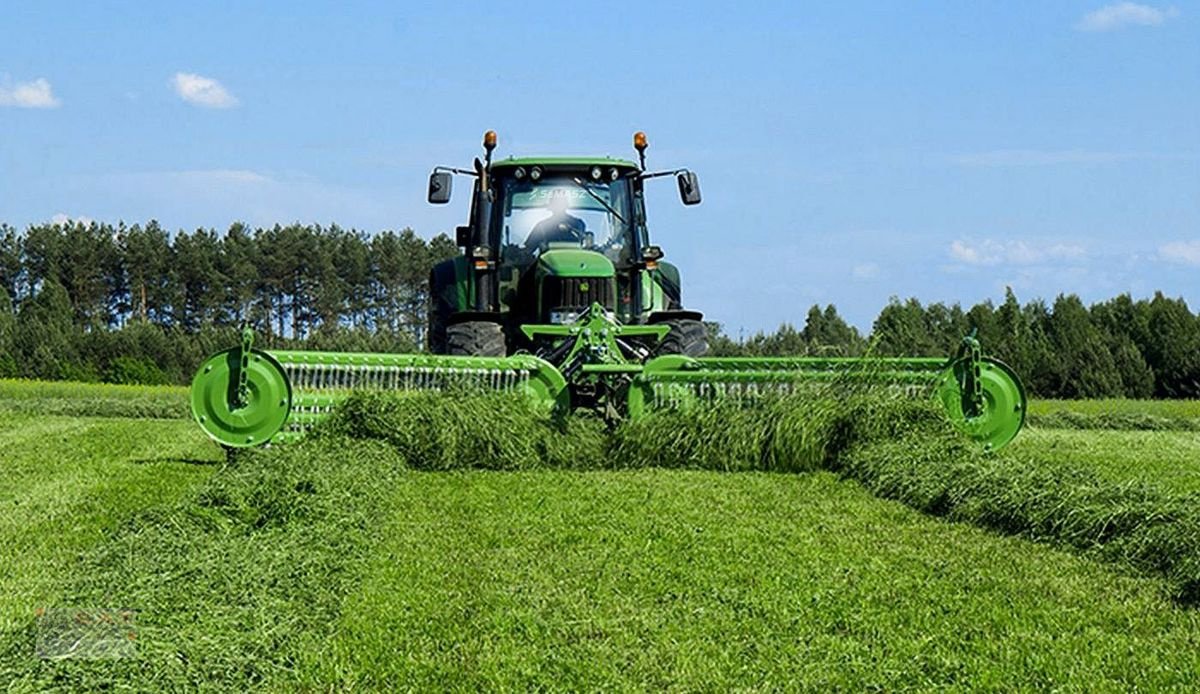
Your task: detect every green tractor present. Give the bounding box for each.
[189,131,1027,451]
[424,130,708,415]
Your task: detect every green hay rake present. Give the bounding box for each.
[189,132,1026,452]
[192,314,1025,452]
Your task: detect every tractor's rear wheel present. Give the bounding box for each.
[446,321,506,357]
[654,319,709,358]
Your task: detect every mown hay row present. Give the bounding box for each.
[323,391,609,470]
[0,439,410,689]
[837,423,1200,604]
[1029,410,1200,432]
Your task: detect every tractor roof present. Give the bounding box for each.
[491,156,640,171]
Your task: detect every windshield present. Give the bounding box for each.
[495,175,634,264]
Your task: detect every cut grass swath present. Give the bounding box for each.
[323,390,609,470]
[0,439,408,690]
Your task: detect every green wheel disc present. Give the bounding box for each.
[936,357,1026,451]
[191,348,291,448]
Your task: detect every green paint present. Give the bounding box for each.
[190,345,569,446]
[537,248,616,278]
[191,347,291,448]
[627,343,1026,450]
[451,255,470,310]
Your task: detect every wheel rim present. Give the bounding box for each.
[936,357,1026,451]
[191,348,291,447]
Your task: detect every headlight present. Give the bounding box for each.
[590,166,602,180]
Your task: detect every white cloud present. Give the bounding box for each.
[1159,240,1200,266]
[852,262,879,280]
[949,240,984,264]
[50,213,96,227]
[99,168,396,230]
[949,239,1087,267]
[172,169,272,185]
[172,72,238,108]
[0,77,61,108]
[1076,3,1178,32]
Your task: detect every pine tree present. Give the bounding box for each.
[0,225,22,302]
[15,279,81,380]
[873,297,938,356]
[803,304,863,355]
[218,223,260,327]
[0,285,16,377]
[1044,294,1123,398]
[121,221,173,325]
[1142,293,1200,397]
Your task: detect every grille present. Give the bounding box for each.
[543,276,614,312]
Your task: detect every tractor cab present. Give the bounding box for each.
[489,158,639,325]
[427,132,707,366]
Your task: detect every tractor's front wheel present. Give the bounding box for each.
[446,321,507,357]
[654,319,709,358]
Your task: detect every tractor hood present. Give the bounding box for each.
[537,247,615,278]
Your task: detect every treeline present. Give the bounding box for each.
[708,290,1200,399]
[1,221,1197,398]
[0,221,456,384]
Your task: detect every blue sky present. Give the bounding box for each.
[2,1,1197,333]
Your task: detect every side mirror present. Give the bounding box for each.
[677,171,701,206]
[428,172,452,204]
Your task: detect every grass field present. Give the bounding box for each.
[303,470,1200,691]
[1011,428,1200,493]
[2,381,1200,689]
[0,415,217,637]
[1028,398,1200,431]
[0,379,188,418]
[1030,398,1200,419]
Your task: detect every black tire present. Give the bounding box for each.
[427,310,447,354]
[654,319,709,358]
[427,261,457,354]
[446,321,507,357]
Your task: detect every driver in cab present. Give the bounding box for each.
[526,190,585,248]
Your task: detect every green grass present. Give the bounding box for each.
[295,468,1200,686]
[1030,398,1200,418]
[839,424,1200,603]
[8,438,1200,691]
[0,379,189,418]
[1009,428,1200,494]
[1029,398,1200,431]
[2,437,410,689]
[4,384,1200,689]
[0,413,218,644]
[297,469,1200,691]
